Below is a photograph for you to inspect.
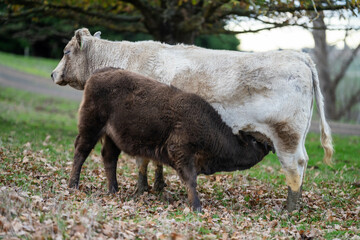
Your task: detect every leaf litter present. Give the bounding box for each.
[0,143,359,240]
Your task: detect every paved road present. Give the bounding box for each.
[0,65,82,101]
[310,120,360,136]
[1,65,359,136]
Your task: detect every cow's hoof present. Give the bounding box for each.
[286,186,302,212]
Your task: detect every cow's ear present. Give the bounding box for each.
[94,31,101,39]
[75,28,91,49]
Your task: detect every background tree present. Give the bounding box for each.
[1,1,359,45]
[311,11,360,121]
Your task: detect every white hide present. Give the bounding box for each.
[52,28,333,192]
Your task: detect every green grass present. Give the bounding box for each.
[0,51,58,78]
[0,86,79,194]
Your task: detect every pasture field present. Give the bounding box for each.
[0,85,359,239]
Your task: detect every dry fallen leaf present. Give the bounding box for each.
[171,232,186,240]
[102,224,113,237]
[183,207,190,215]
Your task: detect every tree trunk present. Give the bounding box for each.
[311,12,337,120]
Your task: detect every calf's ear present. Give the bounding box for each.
[237,130,248,145]
[75,28,91,49]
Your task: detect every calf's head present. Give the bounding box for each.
[51,28,101,90]
[237,130,271,166]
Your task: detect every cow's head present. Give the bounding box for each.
[51,28,101,90]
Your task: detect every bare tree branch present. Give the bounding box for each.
[217,2,358,20]
[201,25,281,35]
[335,88,360,119]
[3,0,141,22]
[252,15,360,31]
[332,43,360,88]
[202,0,230,21]
[267,2,359,14]
[47,4,141,22]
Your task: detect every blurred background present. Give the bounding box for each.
[0,0,359,125]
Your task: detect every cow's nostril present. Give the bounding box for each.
[51,72,56,81]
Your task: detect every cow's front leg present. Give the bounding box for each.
[101,135,121,194]
[153,163,167,192]
[134,157,151,195]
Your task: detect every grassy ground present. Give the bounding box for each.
[0,51,58,78]
[0,84,359,239]
[0,51,359,238]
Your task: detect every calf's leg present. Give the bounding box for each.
[176,160,201,212]
[101,135,121,194]
[134,157,151,195]
[153,163,167,192]
[135,158,167,194]
[69,134,99,189]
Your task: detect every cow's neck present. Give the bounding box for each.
[87,40,161,76]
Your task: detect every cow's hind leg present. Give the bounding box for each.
[266,118,310,211]
[134,157,151,195]
[287,140,309,211]
[278,147,308,212]
[101,135,121,194]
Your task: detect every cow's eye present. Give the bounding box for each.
[64,50,71,55]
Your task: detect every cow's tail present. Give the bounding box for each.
[308,56,334,165]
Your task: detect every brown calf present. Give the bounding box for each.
[69,68,270,211]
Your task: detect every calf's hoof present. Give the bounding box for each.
[192,205,202,213]
[108,184,119,194]
[153,179,167,192]
[133,184,151,197]
[68,180,79,189]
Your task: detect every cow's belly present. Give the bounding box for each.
[210,83,313,143]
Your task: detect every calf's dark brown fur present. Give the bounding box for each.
[69,68,269,211]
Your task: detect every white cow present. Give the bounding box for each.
[51,28,333,211]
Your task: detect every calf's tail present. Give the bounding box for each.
[308,56,334,165]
